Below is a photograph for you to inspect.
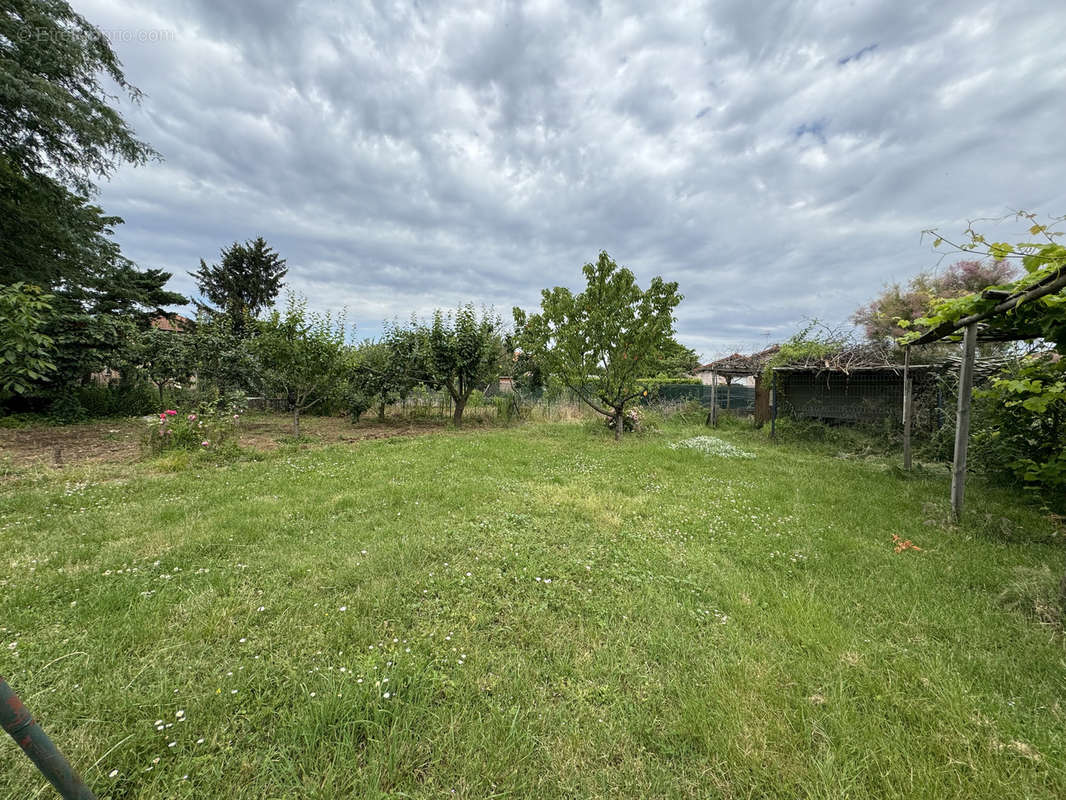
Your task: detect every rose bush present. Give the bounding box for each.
[143,403,241,454]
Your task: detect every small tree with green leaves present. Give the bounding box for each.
[642,337,701,378]
[189,313,259,395]
[414,305,503,427]
[345,382,374,422]
[515,251,682,439]
[0,282,56,397]
[348,333,419,422]
[252,295,346,437]
[128,326,195,404]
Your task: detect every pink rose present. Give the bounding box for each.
[187,413,197,421]
[201,440,209,447]
[164,409,177,416]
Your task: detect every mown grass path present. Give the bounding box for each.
[1,422,1063,798]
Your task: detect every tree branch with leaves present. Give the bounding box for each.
[904,212,1066,349]
[0,282,56,396]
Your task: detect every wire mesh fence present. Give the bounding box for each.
[644,383,757,412]
[772,368,945,434]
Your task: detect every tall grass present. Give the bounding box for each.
[1,420,1063,798]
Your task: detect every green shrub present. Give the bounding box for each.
[494,394,524,424]
[348,388,374,422]
[762,322,853,384]
[0,412,40,429]
[637,376,701,387]
[79,382,157,417]
[971,356,1066,507]
[658,399,709,426]
[46,381,158,423]
[48,392,89,424]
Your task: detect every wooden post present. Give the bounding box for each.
[710,370,718,428]
[902,346,913,470]
[770,372,777,439]
[950,324,977,521]
[754,375,770,427]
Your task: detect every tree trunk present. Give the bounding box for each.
[614,409,623,440]
[158,383,165,405]
[293,407,300,438]
[378,402,386,422]
[453,397,467,427]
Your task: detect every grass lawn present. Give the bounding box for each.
[1,419,1064,798]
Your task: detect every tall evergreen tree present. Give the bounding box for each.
[190,238,288,335]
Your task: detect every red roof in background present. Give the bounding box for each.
[151,314,193,332]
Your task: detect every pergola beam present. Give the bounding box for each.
[908,266,1066,346]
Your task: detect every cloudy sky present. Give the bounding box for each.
[79,0,1066,359]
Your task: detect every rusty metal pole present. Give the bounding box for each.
[0,676,96,799]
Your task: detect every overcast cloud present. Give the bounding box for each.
[77,0,1066,358]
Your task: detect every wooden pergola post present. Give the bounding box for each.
[769,371,777,439]
[902,346,913,470]
[950,324,978,521]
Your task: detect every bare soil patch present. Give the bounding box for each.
[0,412,474,468]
